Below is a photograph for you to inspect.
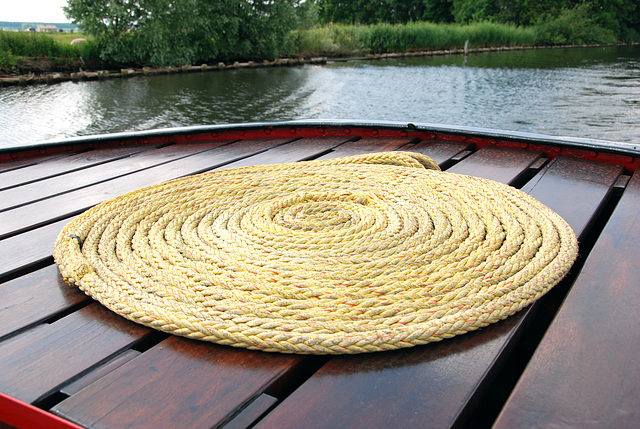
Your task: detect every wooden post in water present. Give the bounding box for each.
[464,40,469,65]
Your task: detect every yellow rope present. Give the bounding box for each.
[53,151,577,354]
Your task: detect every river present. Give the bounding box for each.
[0,45,638,148]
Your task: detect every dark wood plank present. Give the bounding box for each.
[0,151,83,174]
[218,136,353,170]
[0,141,229,211]
[253,156,622,429]
[256,332,522,429]
[0,138,286,239]
[447,145,544,186]
[521,155,622,236]
[316,137,416,159]
[0,145,155,191]
[0,304,152,404]
[59,350,141,397]
[0,218,69,280]
[222,394,279,429]
[494,168,640,429]
[0,265,87,341]
[52,336,306,429]
[405,140,474,168]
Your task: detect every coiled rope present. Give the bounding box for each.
[53,151,578,354]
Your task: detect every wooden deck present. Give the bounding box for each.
[1,128,639,428]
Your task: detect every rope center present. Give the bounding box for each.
[271,191,370,232]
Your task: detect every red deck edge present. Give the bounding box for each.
[0,391,82,429]
[2,124,638,173]
[176,125,640,173]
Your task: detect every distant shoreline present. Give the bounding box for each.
[0,21,78,31]
[0,43,633,88]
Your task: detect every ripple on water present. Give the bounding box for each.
[0,45,638,148]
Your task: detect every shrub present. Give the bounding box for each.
[534,4,617,45]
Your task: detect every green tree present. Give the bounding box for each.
[317,0,382,24]
[63,0,148,37]
[317,0,439,24]
[295,0,321,29]
[450,0,570,24]
[534,2,616,44]
[450,0,639,34]
[586,0,640,39]
[234,0,299,60]
[423,0,455,23]
[64,0,150,63]
[64,0,303,66]
[316,0,455,24]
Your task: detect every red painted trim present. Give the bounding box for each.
[2,124,638,173]
[0,392,82,429]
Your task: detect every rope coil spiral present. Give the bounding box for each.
[53,151,578,354]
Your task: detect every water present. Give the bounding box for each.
[0,45,638,148]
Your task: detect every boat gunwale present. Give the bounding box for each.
[2,120,639,159]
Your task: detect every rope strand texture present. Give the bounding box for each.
[53,151,578,354]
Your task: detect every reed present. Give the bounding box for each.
[463,22,537,47]
[292,22,538,57]
[287,24,362,57]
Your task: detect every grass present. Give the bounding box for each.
[0,31,98,73]
[0,31,89,57]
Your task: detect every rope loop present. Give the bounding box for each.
[53,151,577,354]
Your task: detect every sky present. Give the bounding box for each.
[1,0,70,23]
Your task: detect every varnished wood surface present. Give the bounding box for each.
[0,142,222,211]
[0,304,152,404]
[0,145,155,192]
[0,265,87,341]
[0,135,635,428]
[53,336,307,429]
[253,149,623,429]
[315,137,416,159]
[0,219,68,279]
[493,168,640,428]
[0,151,83,174]
[447,145,544,186]
[407,140,473,169]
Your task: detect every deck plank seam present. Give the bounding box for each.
[0,150,89,175]
[0,256,53,285]
[462,163,628,428]
[0,138,307,240]
[0,145,165,192]
[0,293,90,344]
[0,141,247,214]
